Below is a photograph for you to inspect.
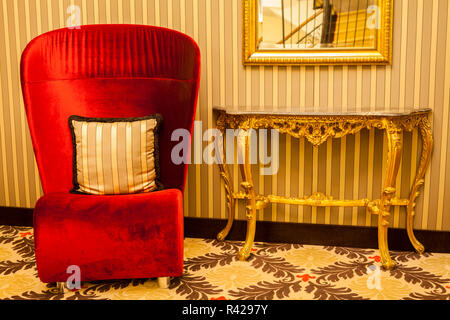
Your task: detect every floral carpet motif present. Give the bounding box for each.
[1,225,450,300]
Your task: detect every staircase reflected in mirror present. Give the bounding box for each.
[258,0,378,50]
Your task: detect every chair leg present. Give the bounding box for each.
[56,281,66,294]
[157,277,171,289]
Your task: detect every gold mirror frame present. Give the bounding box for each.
[243,0,393,65]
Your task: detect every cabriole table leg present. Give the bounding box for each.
[377,124,403,270]
[216,130,236,241]
[237,130,257,261]
[406,117,433,254]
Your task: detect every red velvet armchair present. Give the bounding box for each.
[20,25,200,289]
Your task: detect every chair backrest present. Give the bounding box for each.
[21,24,200,194]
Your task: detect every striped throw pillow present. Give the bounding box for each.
[69,115,163,195]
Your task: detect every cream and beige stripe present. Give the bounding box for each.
[422,0,439,230]
[285,66,292,223]
[393,0,409,229]
[353,65,362,226]
[260,65,266,221]
[437,0,450,231]
[338,66,348,225]
[312,66,319,224]
[366,65,377,226]
[271,66,278,222]
[325,66,334,225]
[192,0,201,219]
[206,0,213,219]
[298,66,306,224]
[411,0,423,231]
[0,0,450,231]
[70,117,158,195]
[2,0,20,207]
[233,0,240,221]
[110,124,120,194]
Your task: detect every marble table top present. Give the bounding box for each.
[213,106,432,117]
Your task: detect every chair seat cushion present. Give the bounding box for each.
[33,189,184,283]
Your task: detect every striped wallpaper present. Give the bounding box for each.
[0,0,449,232]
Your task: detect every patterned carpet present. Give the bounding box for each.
[1,225,450,300]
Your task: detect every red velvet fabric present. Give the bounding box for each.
[21,24,200,193]
[34,190,184,282]
[20,25,200,283]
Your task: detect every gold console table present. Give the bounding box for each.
[214,107,433,270]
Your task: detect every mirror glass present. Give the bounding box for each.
[258,0,378,50]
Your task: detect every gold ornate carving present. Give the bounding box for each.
[242,0,394,65]
[216,111,429,147]
[215,109,433,270]
[305,192,333,201]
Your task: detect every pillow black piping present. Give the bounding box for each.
[68,114,164,195]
